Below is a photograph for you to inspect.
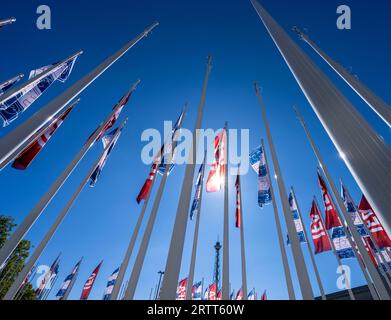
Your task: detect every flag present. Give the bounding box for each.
[331,226,355,260]
[288,191,306,243]
[230,290,235,300]
[191,281,202,300]
[206,128,227,193]
[0,74,23,96]
[249,146,272,207]
[11,104,74,170]
[190,157,206,220]
[207,283,217,300]
[217,290,222,300]
[56,259,82,300]
[103,267,120,300]
[89,127,122,187]
[80,261,103,300]
[235,288,243,300]
[0,56,78,127]
[36,255,61,299]
[358,195,391,249]
[261,290,267,301]
[176,278,188,300]
[248,289,256,300]
[136,162,159,204]
[310,200,332,254]
[235,173,242,228]
[203,288,209,300]
[317,172,341,230]
[158,110,185,175]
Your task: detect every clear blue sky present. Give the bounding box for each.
[1,0,390,300]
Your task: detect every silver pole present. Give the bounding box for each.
[185,157,206,300]
[250,0,391,243]
[0,17,16,28]
[3,119,127,300]
[255,83,314,300]
[261,139,296,300]
[293,27,391,128]
[0,73,24,92]
[155,271,165,300]
[0,21,158,168]
[294,106,390,299]
[159,55,213,300]
[291,187,326,300]
[0,82,138,269]
[238,171,248,300]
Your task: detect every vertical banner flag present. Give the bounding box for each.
[230,290,235,300]
[80,261,103,300]
[206,128,227,193]
[89,127,122,187]
[103,267,120,300]
[36,255,60,299]
[317,172,341,230]
[358,195,391,249]
[248,289,256,300]
[217,290,222,300]
[288,191,306,243]
[12,104,75,170]
[0,74,23,96]
[176,278,188,300]
[261,290,267,301]
[235,173,242,228]
[330,226,355,260]
[56,259,82,300]
[0,56,78,127]
[137,163,158,204]
[310,200,332,254]
[235,288,243,301]
[249,146,272,207]
[190,157,206,220]
[191,281,202,300]
[203,288,209,300]
[363,237,391,271]
[208,283,217,300]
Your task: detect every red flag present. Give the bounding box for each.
[261,290,267,300]
[176,278,187,300]
[12,105,74,170]
[235,173,241,228]
[217,290,222,300]
[136,162,158,204]
[80,261,102,300]
[235,288,243,300]
[358,196,391,249]
[208,283,217,300]
[310,200,332,254]
[317,172,341,230]
[206,129,227,193]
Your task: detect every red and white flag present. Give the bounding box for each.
[208,283,217,301]
[12,105,74,170]
[260,290,267,300]
[136,162,159,204]
[80,261,102,300]
[235,288,243,300]
[317,172,341,230]
[358,196,391,249]
[206,129,227,193]
[310,200,332,254]
[217,290,222,300]
[176,278,188,300]
[235,173,241,228]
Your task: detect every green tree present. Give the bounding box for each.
[0,215,36,300]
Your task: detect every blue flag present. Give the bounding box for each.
[250,146,272,207]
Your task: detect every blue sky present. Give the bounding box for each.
[0,0,390,300]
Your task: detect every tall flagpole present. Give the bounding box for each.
[0,17,16,28]
[0,21,158,169]
[238,169,248,300]
[160,55,213,300]
[294,106,390,300]
[255,83,314,300]
[222,122,230,300]
[250,0,391,243]
[3,119,127,300]
[186,154,206,300]
[0,82,139,270]
[290,187,326,300]
[293,27,391,128]
[261,139,296,300]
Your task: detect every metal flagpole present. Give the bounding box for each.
[313,197,356,300]
[160,55,213,300]
[261,139,296,300]
[186,154,206,300]
[293,27,391,128]
[294,106,390,300]
[250,0,391,241]
[222,123,230,300]
[0,17,16,28]
[62,259,82,300]
[0,73,24,92]
[0,21,158,169]
[255,83,314,300]
[0,81,139,269]
[291,187,326,300]
[238,169,248,300]
[3,119,128,300]
[155,271,165,300]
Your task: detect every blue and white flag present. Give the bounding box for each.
[247,289,256,300]
[0,74,23,96]
[191,281,202,300]
[0,56,78,127]
[288,191,307,244]
[89,127,122,187]
[190,157,205,220]
[203,288,209,300]
[250,146,272,208]
[56,259,82,300]
[103,267,120,300]
[331,227,355,260]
